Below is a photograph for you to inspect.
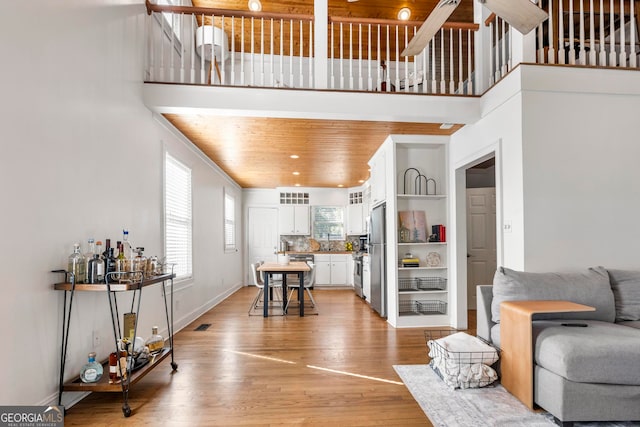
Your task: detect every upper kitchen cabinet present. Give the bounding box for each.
[368,139,390,207]
[346,189,366,236]
[279,205,310,235]
[278,192,310,235]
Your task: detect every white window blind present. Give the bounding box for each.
[224,191,236,251]
[165,153,192,280]
[313,206,345,240]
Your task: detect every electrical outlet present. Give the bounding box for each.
[93,331,100,348]
[504,220,513,233]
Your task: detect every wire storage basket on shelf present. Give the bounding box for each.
[424,329,500,389]
[417,300,447,315]
[417,277,447,291]
[399,278,420,292]
[399,300,447,316]
[399,300,420,315]
[399,277,447,292]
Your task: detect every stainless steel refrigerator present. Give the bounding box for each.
[369,203,386,317]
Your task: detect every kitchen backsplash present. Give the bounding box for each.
[281,235,362,252]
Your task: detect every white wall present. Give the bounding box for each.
[522,89,640,270]
[450,65,640,284]
[0,0,242,406]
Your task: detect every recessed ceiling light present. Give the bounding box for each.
[440,123,454,129]
[397,7,411,21]
[358,180,365,183]
[248,0,262,12]
[295,183,301,187]
[290,154,299,159]
[292,171,300,176]
[337,184,344,188]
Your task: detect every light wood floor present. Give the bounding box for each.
[63,288,476,426]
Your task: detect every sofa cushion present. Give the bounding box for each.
[491,266,615,324]
[533,320,640,386]
[607,269,640,321]
[617,320,640,329]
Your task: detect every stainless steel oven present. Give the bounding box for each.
[353,253,364,298]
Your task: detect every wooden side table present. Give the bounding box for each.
[500,300,595,409]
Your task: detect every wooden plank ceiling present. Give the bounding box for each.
[169,1,470,189]
[165,115,462,188]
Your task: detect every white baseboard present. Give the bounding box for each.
[173,282,243,333]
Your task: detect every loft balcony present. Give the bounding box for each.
[144,0,639,96]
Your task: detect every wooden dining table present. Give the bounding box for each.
[257,262,311,317]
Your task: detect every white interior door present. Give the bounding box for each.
[247,207,278,285]
[466,188,497,308]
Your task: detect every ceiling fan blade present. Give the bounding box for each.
[401,0,460,57]
[483,0,548,34]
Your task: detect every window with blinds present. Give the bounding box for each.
[312,206,345,240]
[224,191,236,251]
[165,153,193,280]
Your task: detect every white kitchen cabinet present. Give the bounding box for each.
[363,255,371,302]
[347,256,354,286]
[278,205,310,235]
[346,203,364,235]
[314,254,348,286]
[369,149,386,207]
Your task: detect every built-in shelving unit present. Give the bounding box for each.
[386,137,450,328]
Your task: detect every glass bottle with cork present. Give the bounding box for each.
[145,326,164,354]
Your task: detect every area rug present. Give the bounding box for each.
[393,364,640,427]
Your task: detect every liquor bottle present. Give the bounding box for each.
[133,247,147,276]
[84,238,95,283]
[103,239,111,259]
[95,241,105,282]
[108,350,128,383]
[87,252,105,284]
[145,326,164,354]
[67,243,86,284]
[104,247,117,282]
[80,352,103,383]
[122,229,133,260]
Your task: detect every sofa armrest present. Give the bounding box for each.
[476,285,495,343]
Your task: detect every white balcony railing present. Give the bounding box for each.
[487,0,639,86]
[145,1,479,95]
[328,18,478,95]
[146,1,639,94]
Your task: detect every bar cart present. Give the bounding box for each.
[53,268,178,417]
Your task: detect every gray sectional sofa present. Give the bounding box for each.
[476,266,640,426]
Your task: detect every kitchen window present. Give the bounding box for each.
[312,206,344,240]
[164,152,193,280]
